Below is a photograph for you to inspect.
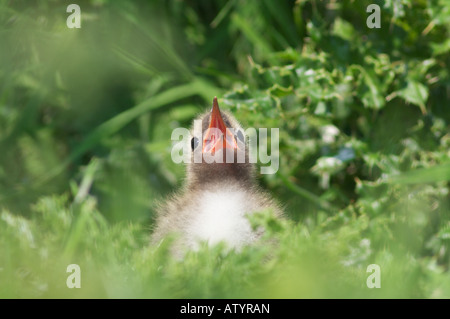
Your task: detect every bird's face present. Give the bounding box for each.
[201,98,240,155]
[187,98,254,187]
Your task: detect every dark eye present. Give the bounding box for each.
[191,137,199,150]
[236,130,244,143]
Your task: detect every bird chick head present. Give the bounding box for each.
[187,97,255,188]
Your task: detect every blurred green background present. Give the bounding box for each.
[1,0,450,298]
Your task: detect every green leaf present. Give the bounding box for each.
[332,18,356,41]
[396,81,429,114]
[357,67,386,110]
[431,38,450,56]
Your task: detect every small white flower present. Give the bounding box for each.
[311,156,345,189]
[320,125,340,144]
[312,156,344,174]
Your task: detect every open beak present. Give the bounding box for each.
[202,97,238,154]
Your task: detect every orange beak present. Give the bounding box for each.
[202,97,238,154]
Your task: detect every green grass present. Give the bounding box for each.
[1,0,450,298]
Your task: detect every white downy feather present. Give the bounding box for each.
[185,187,256,250]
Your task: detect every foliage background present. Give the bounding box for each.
[0,0,449,298]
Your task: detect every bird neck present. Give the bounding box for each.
[186,162,255,191]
